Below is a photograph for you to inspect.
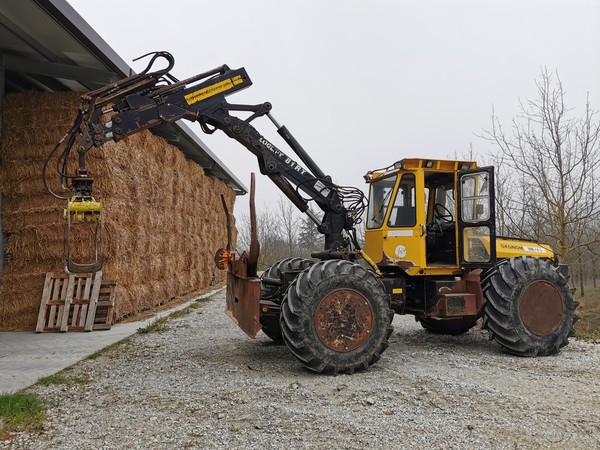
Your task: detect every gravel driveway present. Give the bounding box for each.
[4,289,600,449]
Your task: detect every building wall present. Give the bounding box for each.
[0,91,236,330]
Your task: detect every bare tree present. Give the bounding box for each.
[278,197,298,258]
[237,206,284,270]
[297,206,323,258]
[481,69,600,264]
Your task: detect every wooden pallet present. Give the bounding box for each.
[36,272,117,332]
[92,279,118,331]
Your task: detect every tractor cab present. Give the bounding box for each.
[364,158,496,277]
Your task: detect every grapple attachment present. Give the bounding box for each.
[64,195,104,274]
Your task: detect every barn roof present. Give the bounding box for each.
[0,0,247,195]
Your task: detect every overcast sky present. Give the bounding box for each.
[67,0,600,218]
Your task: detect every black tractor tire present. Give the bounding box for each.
[260,258,314,342]
[482,256,578,356]
[418,317,478,335]
[280,259,394,374]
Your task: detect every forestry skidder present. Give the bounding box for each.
[46,52,578,374]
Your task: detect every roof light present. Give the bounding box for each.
[425,160,434,168]
[393,161,403,170]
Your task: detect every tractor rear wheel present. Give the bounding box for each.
[482,256,578,356]
[418,317,478,335]
[260,258,314,342]
[280,259,394,374]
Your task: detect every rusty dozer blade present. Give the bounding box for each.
[219,173,262,338]
[225,256,261,338]
[64,195,104,274]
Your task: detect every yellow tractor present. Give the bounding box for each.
[47,52,577,374]
[363,158,576,350]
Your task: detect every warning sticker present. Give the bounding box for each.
[184,75,243,105]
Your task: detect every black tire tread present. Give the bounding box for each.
[280,260,394,374]
[482,256,578,356]
[260,258,314,342]
[261,257,314,299]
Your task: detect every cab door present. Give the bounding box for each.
[457,167,496,268]
[383,173,425,268]
[365,172,425,269]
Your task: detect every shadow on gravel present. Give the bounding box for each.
[389,324,500,357]
[189,333,307,374]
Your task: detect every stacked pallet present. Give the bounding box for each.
[0,91,237,330]
[36,272,117,332]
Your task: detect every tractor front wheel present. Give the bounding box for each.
[280,260,394,374]
[482,256,578,356]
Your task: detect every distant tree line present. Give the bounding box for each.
[236,198,324,271]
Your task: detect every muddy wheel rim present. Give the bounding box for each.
[314,288,374,352]
[519,280,564,336]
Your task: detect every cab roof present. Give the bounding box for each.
[366,158,478,182]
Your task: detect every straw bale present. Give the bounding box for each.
[2,192,62,213]
[2,204,64,230]
[1,91,237,330]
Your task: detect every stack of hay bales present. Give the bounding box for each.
[0,91,237,330]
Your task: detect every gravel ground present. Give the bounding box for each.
[3,289,600,449]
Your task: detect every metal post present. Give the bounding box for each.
[0,54,5,273]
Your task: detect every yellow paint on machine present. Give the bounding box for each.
[463,234,555,261]
[363,157,557,278]
[496,237,554,260]
[184,75,243,105]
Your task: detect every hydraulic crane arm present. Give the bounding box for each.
[49,52,365,258]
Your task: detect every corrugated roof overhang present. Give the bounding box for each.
[0,0,247,195]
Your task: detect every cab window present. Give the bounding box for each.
[461,172,490,222]
[432,184,455,221]
[387,174,416,227]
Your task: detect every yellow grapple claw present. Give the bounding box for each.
[64,196,102,223]
[64,195,104,274]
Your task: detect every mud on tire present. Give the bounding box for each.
[482,256,578,356]
[260,258,314,342]
[280,259,394,374]
[418,317,478,335]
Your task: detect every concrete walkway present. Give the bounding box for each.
[0,288,223,394]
